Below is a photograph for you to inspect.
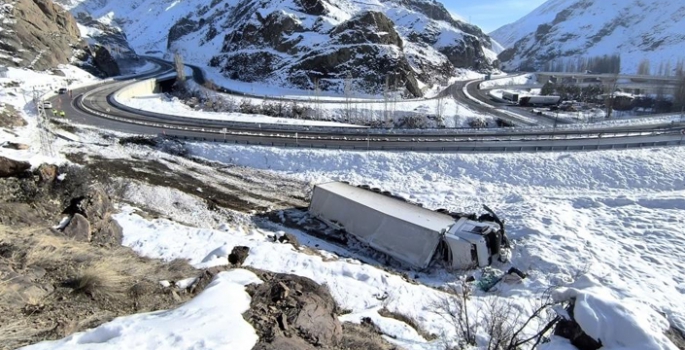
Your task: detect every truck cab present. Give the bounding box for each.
[442,217,503,269]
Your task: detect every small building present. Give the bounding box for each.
[309,182,504,270]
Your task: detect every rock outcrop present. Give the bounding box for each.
[244,272,397,349]
[0,0,86,70]
[0,156,30,178]
[63,213,92,242]
[164,0,499,97]
[491,0,685,73]
[92,45,121,77]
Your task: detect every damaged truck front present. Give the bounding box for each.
[309,182,508,270]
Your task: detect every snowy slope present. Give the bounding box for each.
[57,0,499,96]
[491,0,685,74]
[489,0,571,48]
[186,142,685,339]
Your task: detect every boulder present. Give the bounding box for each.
[37,164,58,183]
[245,273,343,347]
[1,142,30,150]
[277,233,299,247]
[91,218,123,246]
[228,246,250,266]
[63,214,91,242]
[0,156,31,178]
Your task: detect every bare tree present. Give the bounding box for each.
[344,73,353,122]
[433,282,562,350]
[637,59,651,75]
[604,73,619,119]
[313,77,321,120]
[174,52,186,83]
[383,75,390,127]
[435,94,447,122]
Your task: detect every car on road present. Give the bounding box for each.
[58,88,67,94]
[43,101,52,109]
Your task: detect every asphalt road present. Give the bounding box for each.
[47,58,685,153]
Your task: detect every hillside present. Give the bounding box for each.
[58,0,500,97]
[0,0,83,70]
[491,0,685,74]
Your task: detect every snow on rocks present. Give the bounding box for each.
[550,275,678,350]
[113,206,462,345]
[21,269,262,350]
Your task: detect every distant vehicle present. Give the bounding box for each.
[502,92,519,103]
[58,88,67,94]
[42,101,52,109]
[519,95,561,107]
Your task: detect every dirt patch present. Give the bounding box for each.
[378,307,437,341]
[67,151,305,214]
[341,321,398,350]
[243,270,398,350]
[48,118,78,133]
[0,164,222,349]
[0,104,27,129]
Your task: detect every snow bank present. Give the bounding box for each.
[553,275,677,350]
[21,269,261,350]
[480,74,538,89]
[119,94,365,128]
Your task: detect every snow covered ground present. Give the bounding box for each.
[4,67,683,349]
[119,93,366,128]
[0,65,97,165]
[480,74,539,89]
[21,269,262,350]
[185,142,685,340]
[120,81,492,128]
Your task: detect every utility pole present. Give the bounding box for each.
[32,87,53,157]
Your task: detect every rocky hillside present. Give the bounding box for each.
[0,0,123,75]
[491,0,685,74]
[58,0,499,97]
[0,0,84,70]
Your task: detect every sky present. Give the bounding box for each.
[445,0,548,33]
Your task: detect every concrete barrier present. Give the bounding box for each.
[115,78,159,99]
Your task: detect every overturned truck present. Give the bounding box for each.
[309,182,508,270]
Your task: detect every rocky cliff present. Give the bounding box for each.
[0,0,123,76]
[176,0,499,97]
[0,0,84,70]
[55,0,500,97]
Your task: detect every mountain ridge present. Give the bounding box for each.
[58,0,500,96]
[491,0,685,74]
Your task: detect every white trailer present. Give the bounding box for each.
[309,182,505,269]
[519,95,561,106]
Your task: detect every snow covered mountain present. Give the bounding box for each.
[491,0,685,74]
[58,0,499,97]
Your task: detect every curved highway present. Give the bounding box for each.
[48,58,685,153]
